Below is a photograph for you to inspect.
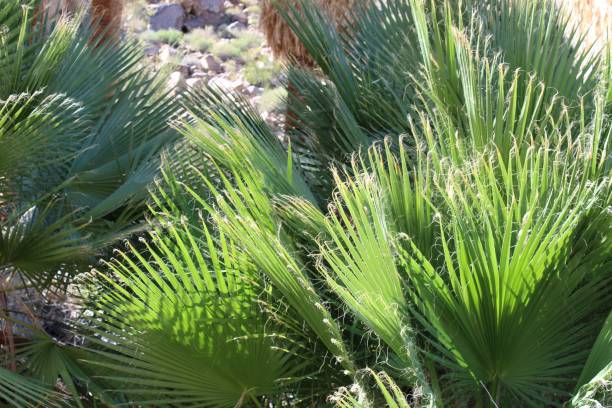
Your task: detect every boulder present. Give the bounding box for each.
[167,71,186,90]
[150,3,185,31]
[191,71,210,79]
[182,54,204,69]
[158,44,178,64]
[193,0,224,14]
[202,54,224,73]
[232,12,248,25]
[186,77,203,88]
[182,0,225,25]
[226,21,246,32]
[183,16,206,31]
[208,76,243,92]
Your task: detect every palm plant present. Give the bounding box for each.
[0,1,179,405]
[71,0,610,406]
[1,0,610,406]
[0,0,180,287]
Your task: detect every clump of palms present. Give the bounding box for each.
[1,0,611,407]
[0,0,180,287]
[0,0,180,404]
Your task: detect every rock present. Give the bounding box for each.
[245,85,263,96]
[191,71,210,79]
[182,54,204,70]
[208,76,243,92]
[178,64,191,77]
[227,21,246,32]
[167,71,186,90]
[158,44,178,64]
[182,0,225,25]
[144,44,160,57]
[218,24,233,39]
[150,3,185,31]
[183,16,205,31]
[186,77,203,88]
[192,0,224,14]
[202,54,224,73]
[233,12,248,25]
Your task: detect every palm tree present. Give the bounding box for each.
[38,0,123,40]
[91,0,124,40]
[1,0,180,287]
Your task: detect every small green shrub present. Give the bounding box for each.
[244,56,281,86]
[184,27,217,52]
[222,60,239,74]
[233,30,263,50]
[142,29,183,47]
[257,87,286,113]
[211,30,263,60]
[211,40,243,59]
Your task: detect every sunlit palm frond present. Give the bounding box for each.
[82,201,309,407]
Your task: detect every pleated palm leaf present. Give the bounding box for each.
[85,224,298,406]
[0,0,180,288]
[76,169,355,406]
[0,366,68,408]
[278,0,605,190]
[0,2,179,405]
[153,84,609,407]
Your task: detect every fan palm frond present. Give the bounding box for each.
[0,367,67,408]
[0,0,180,288]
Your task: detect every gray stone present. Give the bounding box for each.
[208,76,243,92]
[227,21,246,32]
[150,3,185,31]
[144,44,160,57]
[186,77,203,88]
[177,64,191,77]
[202,54,223,73]
[192,0,224,15]
[182,0,224,25]
[183,16,206,31]
[158,45,178,64]
[191,71,210,79]
[167,71,186,90]
[182,54,204,70]
[233,12,248,25]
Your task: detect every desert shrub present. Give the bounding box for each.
[211,30,263,59]
[184,27,217,52]
[244,56,282,86]
[142,28,183,46]
[257,87,286,112]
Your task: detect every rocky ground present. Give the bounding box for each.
[122,0,609,136]
[124,0,287,134]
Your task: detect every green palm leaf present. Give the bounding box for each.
[82,208,304,407]
[0,367,67,408]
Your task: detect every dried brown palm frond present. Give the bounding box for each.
[38,0,123,40]
[91,0,124,40]
[563,0,611,37]
[260,0,364,66]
